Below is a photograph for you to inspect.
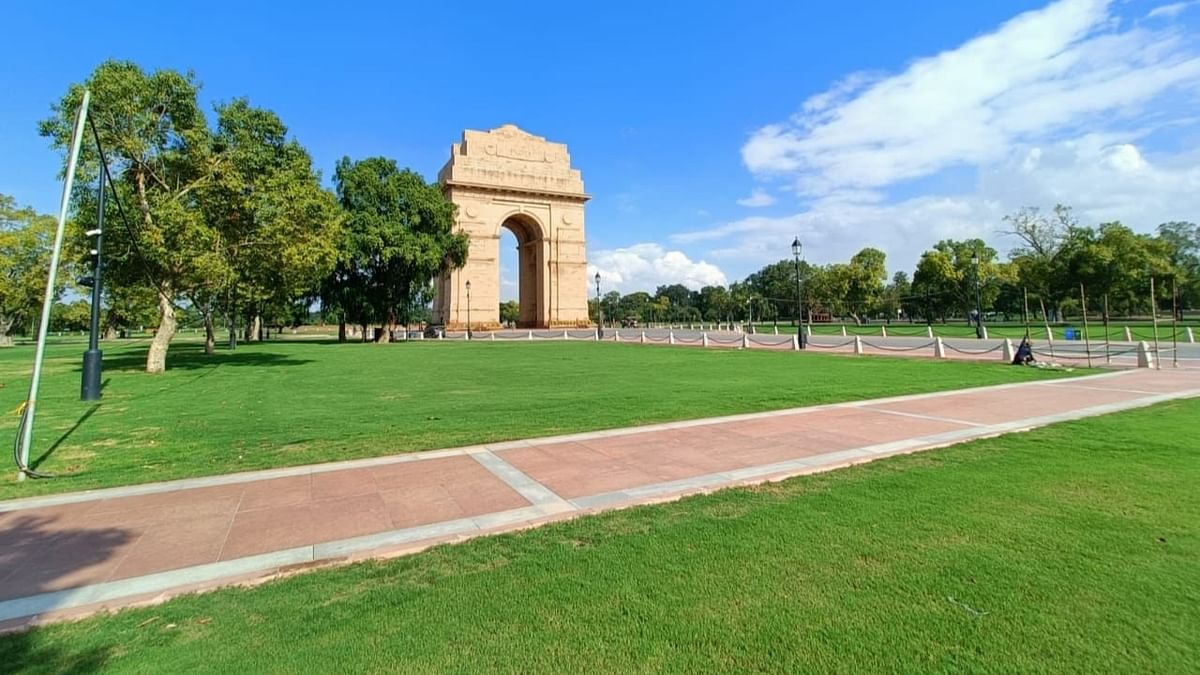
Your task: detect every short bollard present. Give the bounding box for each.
[563,330,569,340]
[702,332,709,348]
[1002,338,1015,362]
[934,337,946,359]
[854,336,864,355]
[1136,340,1155,369]
[742,333,750,349]
[791,334,799,351]
[640,331,646,344]
[669,330,676,345]
[528,330,533,340]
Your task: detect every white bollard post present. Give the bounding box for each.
[791,334,799,351]
[934,337,946,359]
[439,330,444,340]
[669,330,676,345]
[490,331,495,341]
[702,332,709,348]
[742,333,750,349]
[465,330,470,341]
[881,325,888,338]
[595,329,600,341]
[854,335,864,355]
[564,330,569,340]
[1136,340,1155,369]
[528,330,534,340]
[640,331,646,344]
[1124,326,1132,342]
[1002,338,1015,362]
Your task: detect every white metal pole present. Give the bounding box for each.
[18,90,90,480]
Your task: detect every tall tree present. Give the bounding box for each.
[0,195,62,345]
[201,99,342,352]
[41,61,219,372]
[332,157,468,342]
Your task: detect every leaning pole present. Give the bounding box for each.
[16,90,90,480]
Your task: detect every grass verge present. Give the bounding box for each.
[1,398,1196,672]
[0,339,1075,499]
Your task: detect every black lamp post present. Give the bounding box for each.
[792,236,806,348]
[465,279,472,339]
[971,250,984,339]
[80,175,105,400]
[594,272,603,339]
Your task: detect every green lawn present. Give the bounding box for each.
[3,398,1196,673]
[0,339,1076,499]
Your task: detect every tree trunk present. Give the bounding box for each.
[203,311,215,354]
[228,312,238,350]
[146,289,177,373]
[0,318,12,348]
[338,318,346,343]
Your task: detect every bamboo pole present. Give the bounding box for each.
[1103,294,1111,365]
[1039,297,1055,358]
[1171,278,1179,369]
[1150,277,1161,370]
[1079,284,1092,368]
[1022,287,1032,340]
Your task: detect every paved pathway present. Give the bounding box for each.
[2,367,1198,629]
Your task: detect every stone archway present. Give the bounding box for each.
[432,125,591,330]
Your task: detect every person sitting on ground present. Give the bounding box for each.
[1013,336,1036,365]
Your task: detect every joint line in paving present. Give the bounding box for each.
[470,451,575,510]
[856,406,986,428]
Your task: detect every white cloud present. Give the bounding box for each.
[741,0,1200,196]
[1147,2,1195,19]
[694,0,1200,278]
[588,244,728,293]
[736,188,777,208]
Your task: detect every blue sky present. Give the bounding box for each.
[3,0,1199,296]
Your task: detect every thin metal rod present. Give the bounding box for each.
[18,89,90,480]
[88,175,104,352]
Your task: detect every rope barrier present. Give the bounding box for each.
[806,339,858,349]
[942,342,1004,355]
[860,339,937,352]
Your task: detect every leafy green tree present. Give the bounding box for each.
[1157,221,1199,311]
[332,157,468,343]
[200,99,342,352]
[912,239,1000,323]
[50,300,92,333]
[499,300,520,326]
[41,61,220,372]
[0,195,62,344]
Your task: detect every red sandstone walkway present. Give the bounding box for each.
[2,367,1198,629]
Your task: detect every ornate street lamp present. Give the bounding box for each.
[792,236,806,348]
[465,279,472,340]
[594,272,603,339]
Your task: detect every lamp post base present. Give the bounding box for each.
[81,349,102,401]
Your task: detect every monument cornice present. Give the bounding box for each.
[443,179,592,203]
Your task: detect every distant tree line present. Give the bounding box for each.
[586,206,1198,327]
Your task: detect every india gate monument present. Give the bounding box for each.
[432,125,591,329]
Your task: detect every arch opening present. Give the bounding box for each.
[500,214,544,328]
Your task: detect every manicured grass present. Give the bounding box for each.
[3,398,1196,673]
[0,339,1077,499]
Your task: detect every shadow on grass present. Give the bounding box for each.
[102,346,313,372]
[30,404,101,471]
[0,514,133,673]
